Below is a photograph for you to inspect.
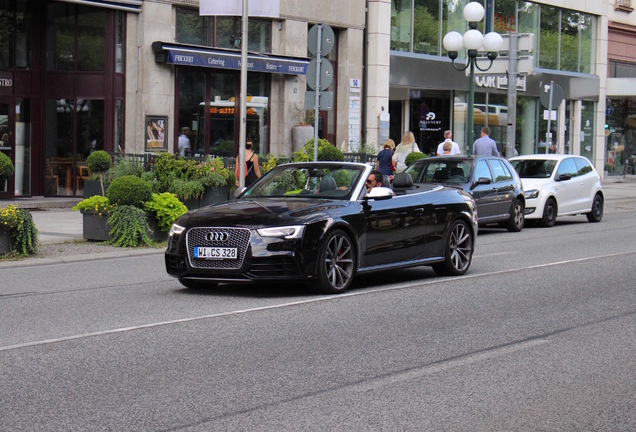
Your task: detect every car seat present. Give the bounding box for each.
[432,169,449,182]
[318,175,337,193]
[450,167,464,177]
[392,172,414,195]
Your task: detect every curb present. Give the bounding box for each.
[0,248,165,269]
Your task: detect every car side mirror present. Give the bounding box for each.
[557,174,571,181]
[364,186,393,201]
[471,177,491,189]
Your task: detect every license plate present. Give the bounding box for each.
[194,246,238,259]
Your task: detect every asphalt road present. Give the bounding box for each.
[1,209,635,431]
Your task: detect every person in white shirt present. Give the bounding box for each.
[436,130,461,156]
[392,131,421,172]
[178,127,191,157]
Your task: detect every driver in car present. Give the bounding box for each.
[366,170,384,193]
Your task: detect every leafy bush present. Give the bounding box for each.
[108,205,151,247]
[405,152,427,167]
[294,139,343,162]
[72,195,113,216]
[0,205,38,256]
[153,153,230,200]
[86,150,112,195]
[107,175,152,208]
[0,152,14,181]
[331,169,352,188]
[109,158,143,181]
[144,192,188,232]
[86,150,112,174]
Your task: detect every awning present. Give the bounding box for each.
[152,42,308,76]
[55,0,142,13]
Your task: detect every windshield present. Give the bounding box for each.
[405,159,472,184]
[243,164,364,199]
[510,159,557,178]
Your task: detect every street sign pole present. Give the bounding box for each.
[313,25,322,162]
[546,80,554,154]
[238,0,248,188]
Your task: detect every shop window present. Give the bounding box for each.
[45,98,104,196]
[0,0,31,69]
[216,17,270,52]
[176,8,209,46]
[518,2,540,67]
[47,3,106,72]
[413,0,440,56]
[391,0,412,52]
[539,6,559,70]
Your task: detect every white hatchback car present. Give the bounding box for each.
[509,154,604,227]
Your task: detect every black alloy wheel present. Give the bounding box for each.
[433,219,474,276]
[586,194,604,222]
[315,229,355,294]
[506,198,525,232]
[540,198,557,227]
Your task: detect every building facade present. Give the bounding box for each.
[0,0,634,200]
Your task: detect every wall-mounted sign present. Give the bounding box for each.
[145,115,168,152]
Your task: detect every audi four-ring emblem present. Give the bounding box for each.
[206,231,229,242]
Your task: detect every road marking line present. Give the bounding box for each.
[2,250,635,353]
[352,339,550,392]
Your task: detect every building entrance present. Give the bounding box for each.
[0,101,13,198]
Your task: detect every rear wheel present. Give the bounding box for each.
[586,194,604,222]
[506,198,525,232]
[314,229,355,294]
[433,219,474,276]
[540,198,557,227]
[178,279,219,289]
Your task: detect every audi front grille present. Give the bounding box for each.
[186,227,251,269]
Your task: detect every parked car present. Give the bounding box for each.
[165,162,478,294]
[509,154,604,227]
[404,155,525,232]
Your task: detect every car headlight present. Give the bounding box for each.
[257,225,305,239]
[169,223,186,237]
[524,189,540,199]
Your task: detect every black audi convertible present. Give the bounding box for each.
[165,162,477,293]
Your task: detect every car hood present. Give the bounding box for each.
[519,177,553,191]
[176,198,351,228]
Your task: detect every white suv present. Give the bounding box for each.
[510,154,604,227]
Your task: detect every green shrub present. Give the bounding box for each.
[107,175,152,208]
[109,158,143,181]
[86,150,112,174]
[169,179,204,202]
[72,195,113,216]
[405,152,427,167]
[0,205,38,256]
[108,205,152,247]
[144,192,188,232]
[0,152,14,181]
[294,139,343,162]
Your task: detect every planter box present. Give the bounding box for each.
[145,212,168,242]
[82,211,112,242]
[0,229,14,254]
[184,186,229,210]
[83,180,106,198]
[82,210,168,243]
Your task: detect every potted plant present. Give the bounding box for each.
[73,195,114,242]
[144,192,188,239]
[0,204,38,256]
[0,152,14,192]
[405,151,427,167]
[292,104,315,152]
[85,150,112,197]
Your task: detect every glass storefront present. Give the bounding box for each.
[606,97,636,176]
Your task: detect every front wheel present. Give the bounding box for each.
[506,198,525,232]
[314,229,356,294]
[586,194,604,222]
[540,198,557,227]
[433,219,474,276]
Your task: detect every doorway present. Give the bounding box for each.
[0,101,13,198]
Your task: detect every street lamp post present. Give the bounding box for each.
[443,2,503,154]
